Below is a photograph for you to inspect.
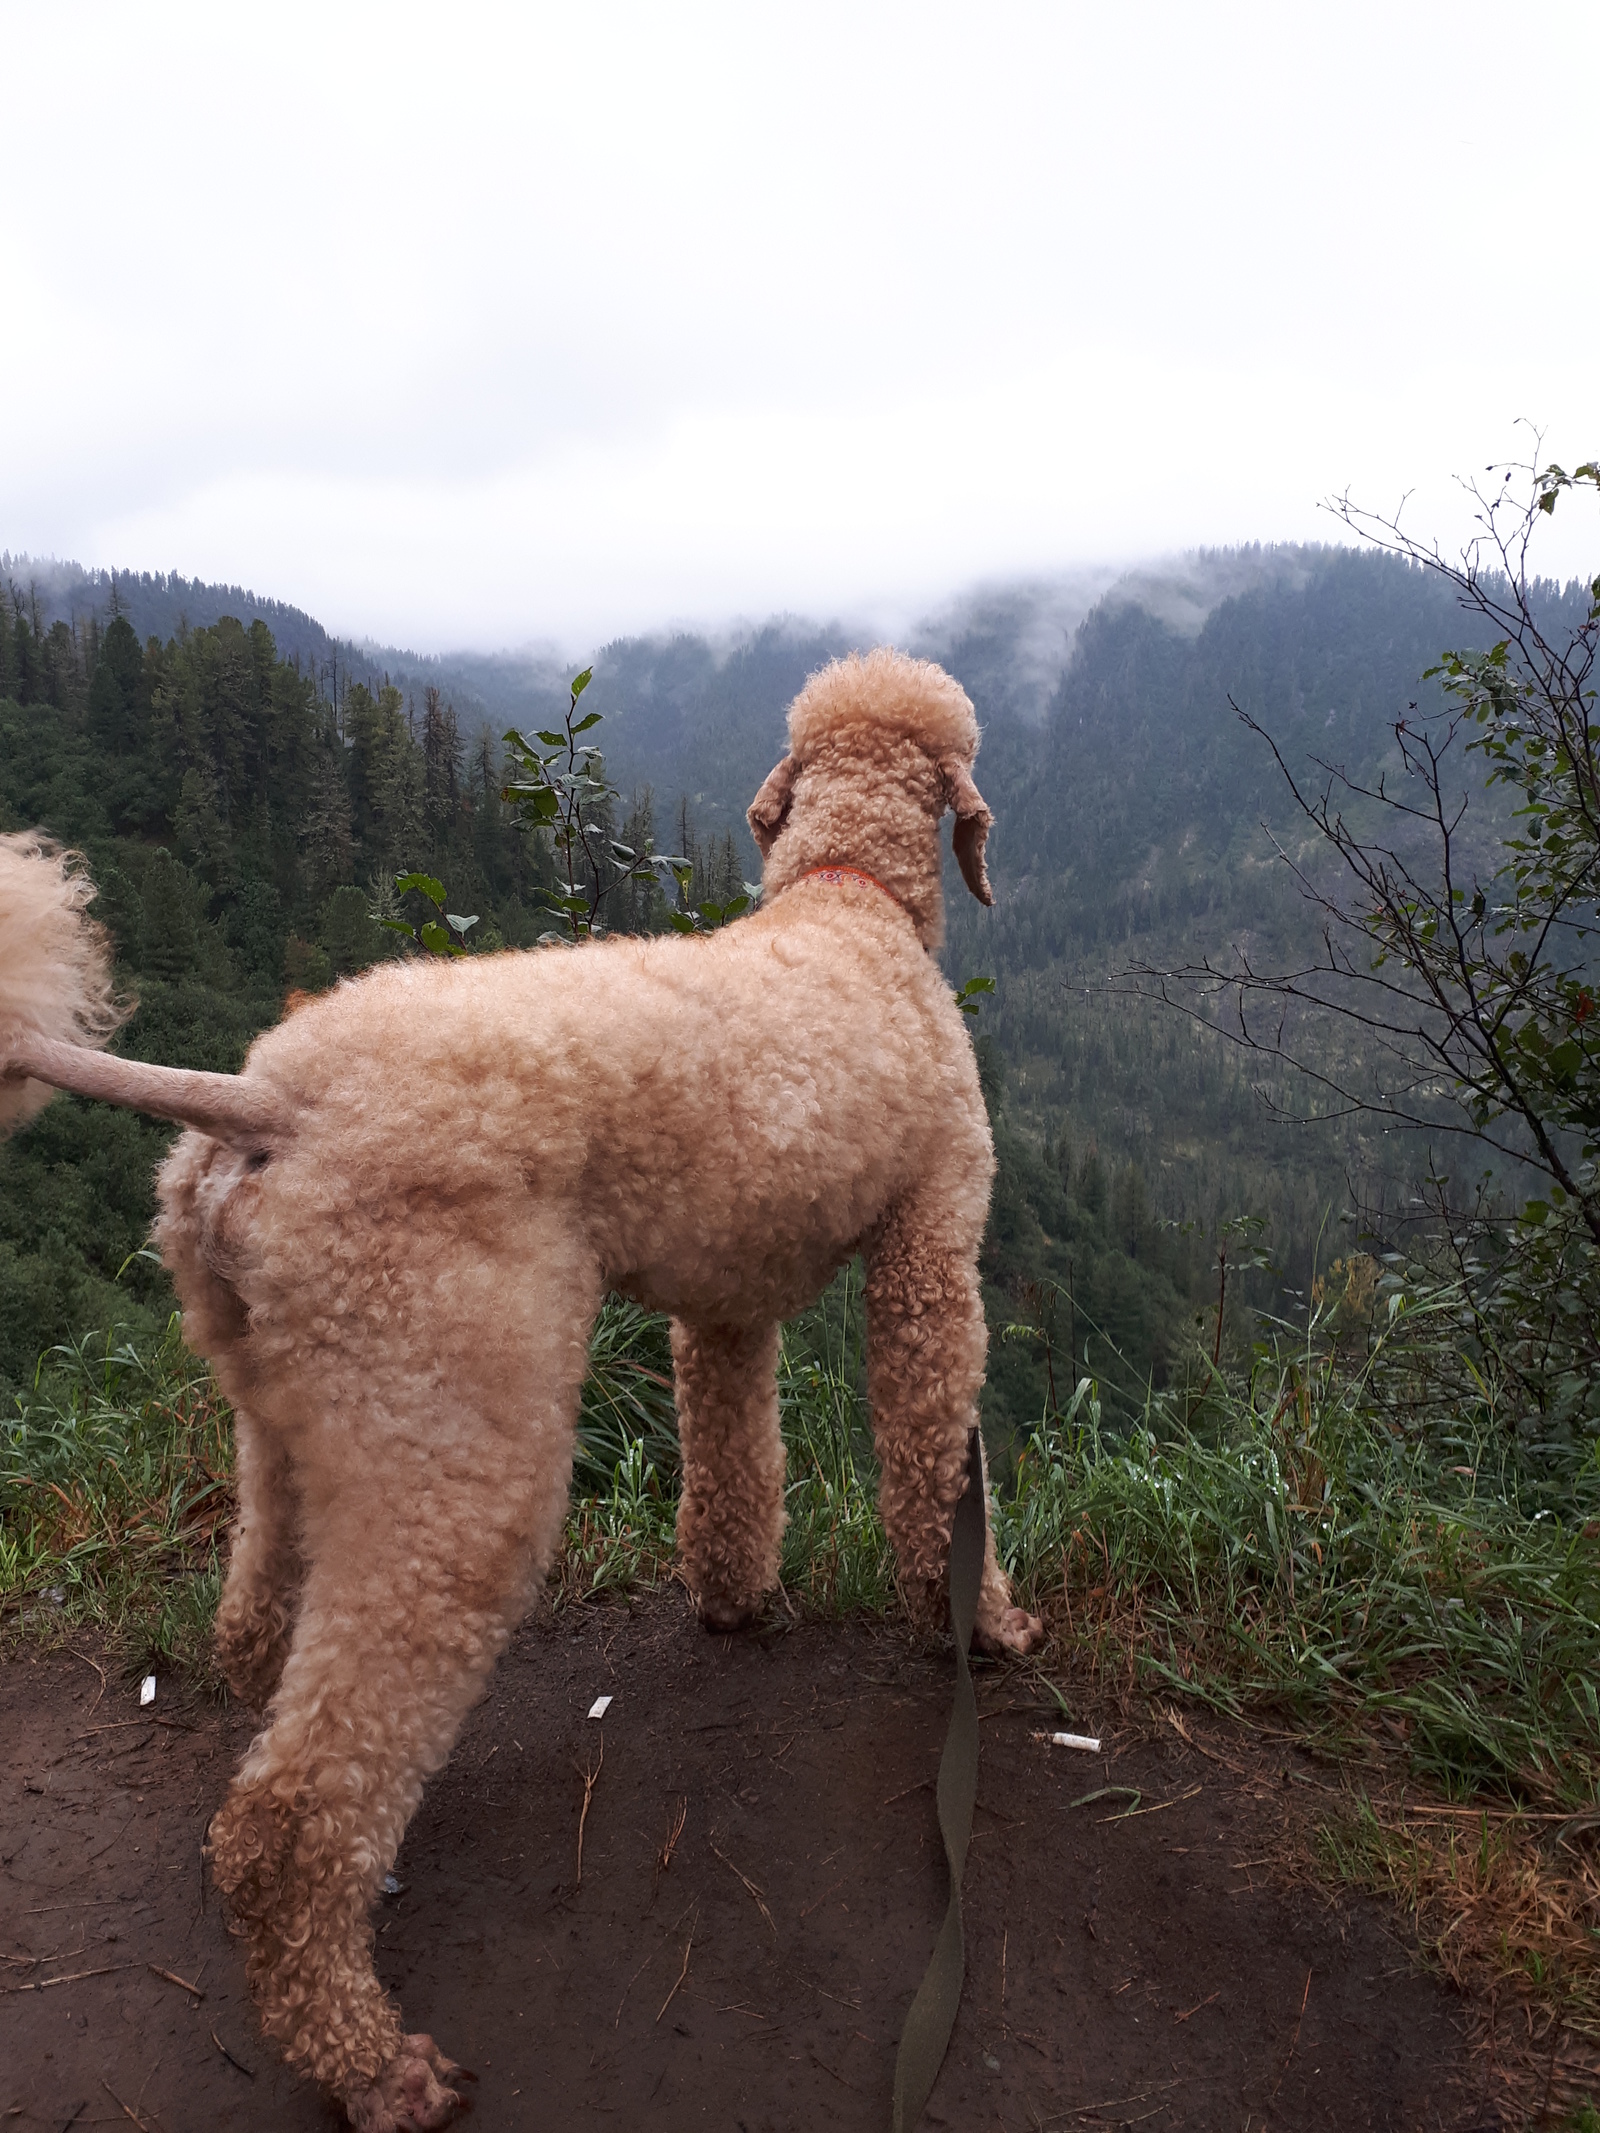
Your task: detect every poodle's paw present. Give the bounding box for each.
[974,1604,1045,1658]
[346,2034,467,2132]
[695,1593,757,1634]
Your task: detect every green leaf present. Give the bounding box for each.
[445,913,480,935]
[571,709,602,733]
[535,729,568,748]
[377,918,415,937]
[666,910,697,934]
[570,667,594,699]
[419,921,463,956]
[395,871,446,905]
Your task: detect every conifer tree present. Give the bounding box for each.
[140,849,199,978]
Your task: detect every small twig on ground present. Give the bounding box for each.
[614,1897,697,2028]
[656,1911,698,2024]
[799,1875,849,1919]
[58,2100,87,2133]
[1001,1928,1008,2011]
[147,1962,205,2000]
[808,2048,859,2090]
[656,1798,687,1880]
[881,1778,933,1806]
[71,1717,193,1742]
[100,2081,151,2131]
[3,1963,135,1994]
[575,1737,605,1888]
[1162,1705,1247,1777]
[1111,1784,1204,1822]
[1270,1969,1313,2100]
[1067,2080,1183,2116]
[65,1649,107,1718]
[709,1840,777,1936]
[211,2029,255,2077]
[1175,1990,1220,2023]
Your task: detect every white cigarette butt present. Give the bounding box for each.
[1049,1730,1100,1753]
[587,1695,613,1720]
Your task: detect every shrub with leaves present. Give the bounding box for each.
[377,869,480,957]
[503,667,758,941]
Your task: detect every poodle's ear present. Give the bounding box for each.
[939,756,994,906]
[747,753,800,858]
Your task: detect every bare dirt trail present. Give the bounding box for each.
[3,1593,1500,2131]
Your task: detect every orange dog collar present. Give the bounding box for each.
[795,865,904,909]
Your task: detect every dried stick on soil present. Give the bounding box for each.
[211,2029,255,2078]
[100,2080,151,2131]
[709,1840,777,1936]
[1270,1968,1313,2101]
[65,1649,106,1718]
[614,1897,698,2028]
[1162,1705,1247,1777]
[147,1962,205,1999]
[3,1963,135,1994]
[655,1797,687,1888]
[574,1737,604,1889]
[1175,1990,1220,2023]
[656,1916,697,2024]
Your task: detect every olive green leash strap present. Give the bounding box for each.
[891,1427,986,2133]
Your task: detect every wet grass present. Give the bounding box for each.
[0,1318,228,1675]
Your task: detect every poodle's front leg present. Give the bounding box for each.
[671,1318,785,1631]
[864,1204,1044,1656]
[213,1407,301,1706]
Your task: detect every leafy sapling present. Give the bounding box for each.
[378,872,479,958]
[954,975,996,1017]
[661,863,762,935]
[503,668,758,939]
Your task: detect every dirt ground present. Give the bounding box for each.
[3,1591,1507,2132]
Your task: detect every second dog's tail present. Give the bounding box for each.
[0,831,288,1149]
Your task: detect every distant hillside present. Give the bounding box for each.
[3,539,1556,1426]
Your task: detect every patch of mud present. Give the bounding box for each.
[2,1594,1499,2130]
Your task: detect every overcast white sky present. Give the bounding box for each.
[3,2,1596,654]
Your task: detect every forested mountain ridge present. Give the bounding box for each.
[2,542,1565,1432]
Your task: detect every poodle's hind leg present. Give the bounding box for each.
[213,1407,302,1708]
[864,1198,1043,1656]
[671,1318,785,1632]
[208,1259,596,2131]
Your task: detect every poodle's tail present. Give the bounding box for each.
[0,831,288,1149]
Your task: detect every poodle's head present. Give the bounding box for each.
[747,648,992,948]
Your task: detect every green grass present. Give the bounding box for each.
[557,1267,895,1615]
[996,1325,1600,1813]
[7,1268,1600,1823]
[0,1316,229,1673]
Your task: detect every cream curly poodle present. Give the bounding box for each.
[0,647,1042,2130]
